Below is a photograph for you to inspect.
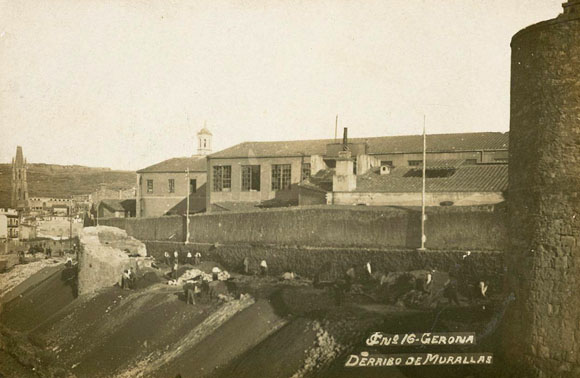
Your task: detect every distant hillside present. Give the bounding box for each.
[0,163,135,208]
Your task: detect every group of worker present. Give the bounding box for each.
[443,250,489,306]
[241,257,268,276]
[327,256,491,308]
[164,250,203,280]
[164,250,202,266]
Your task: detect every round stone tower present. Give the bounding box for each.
[505,1,580,376]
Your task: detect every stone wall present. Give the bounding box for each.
[144,240,505,287]
[187,205,507,251]
[77,226,149,295]
[101,205,507,251]
[99,215,185,242]
[505,4,580,377]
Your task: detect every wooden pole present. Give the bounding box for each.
[419,115,427,251]
[185,168,191,244]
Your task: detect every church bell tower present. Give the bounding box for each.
[11,146,29,211]
[197,125,212,156]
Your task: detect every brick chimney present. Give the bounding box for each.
[333,128,356,191]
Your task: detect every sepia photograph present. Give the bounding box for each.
[1,1,579,377]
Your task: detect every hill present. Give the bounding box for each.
[0,163,135,208]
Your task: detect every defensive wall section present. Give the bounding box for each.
[98,215,185,243]
[144,242,504,287]
[99,205,507,286]
[503,2,580,376]
[78,226,149,295]
[100,205,507,251]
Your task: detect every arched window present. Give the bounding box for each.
[18,188,21,200]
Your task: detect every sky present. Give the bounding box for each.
[0,0,564,170]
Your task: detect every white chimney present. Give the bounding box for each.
[380,165,391,175]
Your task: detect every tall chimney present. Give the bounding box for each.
[334,127,356,192]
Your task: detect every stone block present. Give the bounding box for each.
[78,226,150,295]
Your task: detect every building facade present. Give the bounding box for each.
[206,131,509,211]
[29,197,73,213]
[0,208,19,239]
[136,128,211,218]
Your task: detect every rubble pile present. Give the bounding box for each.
[169,267,231,286]
[291,321,344,378]
[0,258,64,300]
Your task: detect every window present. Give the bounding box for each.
[408,160,423,166]
[242,165,261,191]
[213,166,232,192]
[168,179,175,193]
[272,164,292,190]
[381,160,393,167]
[353,157,357,174]
[190,179,197,194]
[147,180,153,193]
[301,163,311,181]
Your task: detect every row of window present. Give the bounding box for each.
[146,179,197,194]
[212,163,311,192]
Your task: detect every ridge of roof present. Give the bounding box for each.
[137,156,207,173]
[209,132,509,159]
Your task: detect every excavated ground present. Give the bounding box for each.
[0,262,510,378]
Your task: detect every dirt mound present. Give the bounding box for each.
[0,350,37,378]
[0,259,64,301]
[0,266,76,332]
[133,271,162,289]
[1,260,508,378]
[215,317,317,378]
[154,298,286,378]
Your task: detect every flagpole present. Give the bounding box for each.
[185,168,190,244]
[419,115,427,251]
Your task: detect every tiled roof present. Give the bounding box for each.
[410,159,467,170]
[99,199,136,213]
[137,156,207,173]
[354,165,508,193]
[302,165,507,193]
[209,132,509,159]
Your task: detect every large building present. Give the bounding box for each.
[206,131,509,211]
[136,128,211,218]
[11,146,29,211]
